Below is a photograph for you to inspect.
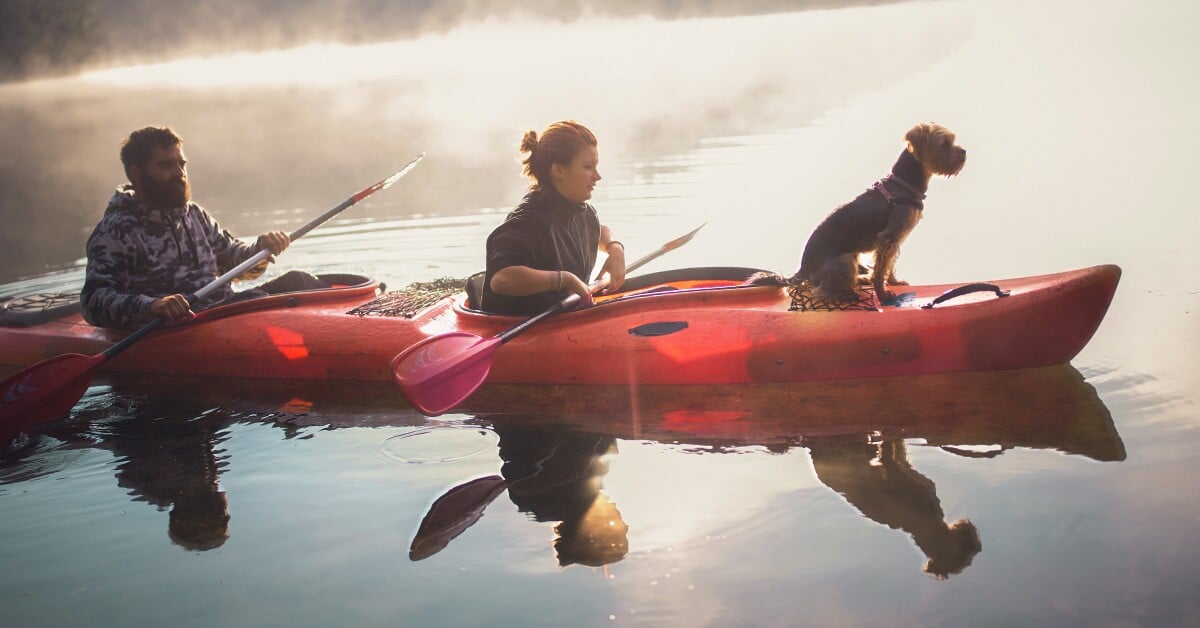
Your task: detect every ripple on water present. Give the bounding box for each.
[1078,357,1190,419]
[377,423,499,465]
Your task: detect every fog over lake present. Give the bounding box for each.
[2,1,1198,626]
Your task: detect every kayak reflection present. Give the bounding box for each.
[461,364,1125,462]
[410,425,628,566]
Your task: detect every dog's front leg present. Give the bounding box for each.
[872,207,921,300]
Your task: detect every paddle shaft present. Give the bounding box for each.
[100,154,424,363]
[496,223,705,345]
[194,153,423,304]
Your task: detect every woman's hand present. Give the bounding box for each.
[596,240,626,293]
[558,270,594,306]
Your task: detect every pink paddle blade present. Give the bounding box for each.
[391,332,499,416]
[0,353,103,440]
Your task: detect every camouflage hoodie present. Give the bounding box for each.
[81,185,258,328]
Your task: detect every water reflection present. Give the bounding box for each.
[0,364,1124,572]
[462,364,1126,462]
[0,398,213,549]
[0,386,307,552]
[102,407,232,551]
[808,436,981,579]
[411,364,1123,574]
[411,425,628,566]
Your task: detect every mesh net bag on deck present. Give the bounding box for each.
[785,280,877,312]
[347,277,466,318]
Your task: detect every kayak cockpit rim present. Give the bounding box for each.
[454,266,775,318]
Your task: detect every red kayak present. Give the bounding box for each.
[0,265,1120,385]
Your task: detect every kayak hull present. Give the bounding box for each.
[0,265,1121,385]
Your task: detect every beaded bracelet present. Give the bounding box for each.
[606,240,624,252]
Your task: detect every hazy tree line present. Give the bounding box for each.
[0,0,100,81]
[1,0,891,82]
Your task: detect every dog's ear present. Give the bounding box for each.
[904,123,935,156]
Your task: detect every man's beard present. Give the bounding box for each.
[140,175,190,209]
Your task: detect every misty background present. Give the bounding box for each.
[1,0,894,81]
[0,0,923,283]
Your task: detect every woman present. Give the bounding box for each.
[480,120,626,316]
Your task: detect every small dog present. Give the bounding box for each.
[752,123,966,302]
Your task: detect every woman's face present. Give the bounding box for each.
[550,144,601,204]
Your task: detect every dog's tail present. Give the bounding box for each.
[745,271,792,287]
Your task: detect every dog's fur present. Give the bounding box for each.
[751,123,966,302]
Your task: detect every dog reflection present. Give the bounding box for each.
[808,435,981,579]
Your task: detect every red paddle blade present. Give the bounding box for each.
[391,332,499,416]
[0,353,103,439]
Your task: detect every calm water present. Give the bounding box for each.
[2,1,1199,626]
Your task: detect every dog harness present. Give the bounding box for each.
[871,175,925,210]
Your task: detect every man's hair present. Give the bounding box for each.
[120,126,183,181]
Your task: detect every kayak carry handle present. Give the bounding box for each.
[921,283,1010,309]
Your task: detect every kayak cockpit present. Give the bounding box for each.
[0,273,381,328]
[456,266,772,317]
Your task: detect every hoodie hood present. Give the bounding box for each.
[106,184,188,225]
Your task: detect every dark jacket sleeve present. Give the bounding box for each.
[80,224,157,328]
[192,206,258,274]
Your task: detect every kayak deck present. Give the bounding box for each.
[0,265,1121,386]
[451,264,1121,384]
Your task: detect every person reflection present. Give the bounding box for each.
[807,435,981,579]
[104,409,231,551]
[495,424,629,567]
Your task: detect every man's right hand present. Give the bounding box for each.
[150,294,195,322]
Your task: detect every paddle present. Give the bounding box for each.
[0,154,425,441]
[409,474,509,561]
[391,223,706,416]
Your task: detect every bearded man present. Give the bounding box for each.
[81,126,325,329]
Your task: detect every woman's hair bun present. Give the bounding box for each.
[519,130,539,154]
